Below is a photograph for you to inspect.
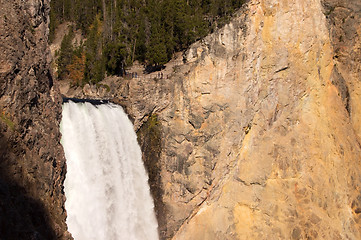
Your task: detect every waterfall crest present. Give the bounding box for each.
[60,101,158,240]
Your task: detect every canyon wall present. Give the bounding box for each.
[3,0,360,239]
[0,0,69,239]
[168,0,361,239]
[103,0,361,239]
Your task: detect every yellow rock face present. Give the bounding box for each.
[163,0,361,239]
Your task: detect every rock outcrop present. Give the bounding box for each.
[0,0,69,239]
[166,0,361,239]
[89,0,361,239]
[41,0,361,239]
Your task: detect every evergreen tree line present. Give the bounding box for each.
[51,0,246,85]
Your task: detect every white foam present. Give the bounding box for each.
[60,101,158,240]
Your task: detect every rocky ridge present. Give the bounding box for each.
[5,0,361,239]
[60,0,361,239]
[0,0,70,239]
[169,0,361,238]
[168,0,361,239]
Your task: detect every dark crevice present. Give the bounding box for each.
[29,95,39,109]
[330,65,351,115]
[47,71,53,89]
[274,66,289,73]
[62,97,110,105]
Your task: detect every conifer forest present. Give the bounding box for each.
[50,0,245,84]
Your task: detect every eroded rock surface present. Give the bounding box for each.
[59,0,361,239]
[115,0,361,239]
[0,0,69,239]
[166,0,361,239]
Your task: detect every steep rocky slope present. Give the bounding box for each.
[169,0,361,238]
[323,0,361,141]
[84,0,361,239]
[0,0,69,239]
[168,0,361,239]
[14,0,361,239]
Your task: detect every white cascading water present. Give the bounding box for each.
[60,101,159,240]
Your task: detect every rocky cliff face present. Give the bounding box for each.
[95,0,361,239]
[50,0,361,239]
[323,0,361,141]
[168,0,361,238]
[0,0,69,239]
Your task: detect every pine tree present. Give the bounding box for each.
[104,42,127,76]
[67,52,86,86]
[57,28,74,79]
[84,14,105,84]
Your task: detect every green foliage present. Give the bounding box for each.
[57,28,87,85]
[96,83,111,92]
[57,28,74,79]
[84,14,105,84]
[0,111,15,131]
[148,114,160,130]
[51,0,245,83]
[146,19,168,66]
[67,51,86,86]
[49,0,101,41]
[104,42,127,76]
[136,112,162,211]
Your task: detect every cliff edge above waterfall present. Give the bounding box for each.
[1,0,361,239]
[62,0,361,239]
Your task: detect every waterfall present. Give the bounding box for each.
[60,101,159,240]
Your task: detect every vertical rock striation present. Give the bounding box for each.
[167,0,361,239]
[31,0,361,238]
[113,0,361,239]
[322,0,361,140]
[0,0,69,239]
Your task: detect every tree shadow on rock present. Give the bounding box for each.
[144,64,165,74]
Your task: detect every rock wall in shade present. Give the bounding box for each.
[0,0,70,239]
